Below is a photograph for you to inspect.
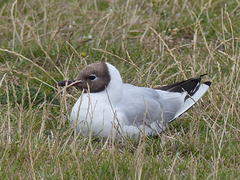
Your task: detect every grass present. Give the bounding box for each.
[0,0,240,179]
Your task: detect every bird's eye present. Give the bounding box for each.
[89,74,97,80]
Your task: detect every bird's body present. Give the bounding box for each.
[58,62,211,138]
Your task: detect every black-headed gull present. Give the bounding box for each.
[57,62,211,138]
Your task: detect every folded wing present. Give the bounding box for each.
[117,75,211,130]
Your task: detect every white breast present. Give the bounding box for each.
[70,92,122,137]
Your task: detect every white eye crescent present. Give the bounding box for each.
[89,74,97,80]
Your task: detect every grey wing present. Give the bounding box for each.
[116,84,183,128]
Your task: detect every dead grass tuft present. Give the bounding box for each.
[0,0,239,179]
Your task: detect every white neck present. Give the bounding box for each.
[105,62,123,104]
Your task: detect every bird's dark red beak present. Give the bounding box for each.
[56,79,76,87]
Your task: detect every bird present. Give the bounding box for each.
[57,62,211,138]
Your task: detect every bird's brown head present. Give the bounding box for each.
[56,62,111,93]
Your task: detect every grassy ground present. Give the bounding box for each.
[0,0,240,179]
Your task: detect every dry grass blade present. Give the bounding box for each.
[0,48,57,83]
[0,0,239,179]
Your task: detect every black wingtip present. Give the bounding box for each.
[203,81,211,86]
[200,74,207,77]
[155,74,211,94]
